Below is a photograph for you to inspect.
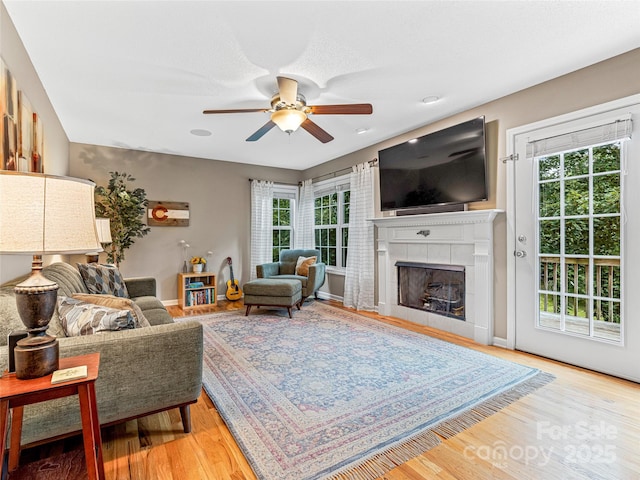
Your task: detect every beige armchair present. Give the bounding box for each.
[256,249,326,301]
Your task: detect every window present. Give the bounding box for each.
[537,142,623,340]
[314,177,350,269]
[272,185,297,262]
[342,190,350,267]
[273,198,292,262]
[529,115,631,343]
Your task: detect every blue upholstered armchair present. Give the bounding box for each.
[256,249,326,301]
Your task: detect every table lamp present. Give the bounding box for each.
[86,218,112,263]
[0,172,101,379]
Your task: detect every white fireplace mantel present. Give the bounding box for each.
[371,209,503,345]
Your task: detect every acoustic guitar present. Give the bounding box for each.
[225,257,243,301]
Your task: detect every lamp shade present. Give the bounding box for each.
[271,109,306,133]
[95,217,112,244]
[0,171,101,255]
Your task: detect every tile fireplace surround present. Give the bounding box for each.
[371,210,503,345]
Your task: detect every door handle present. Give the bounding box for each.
[515,250,527,258]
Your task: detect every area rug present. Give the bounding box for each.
[189,302,553,480]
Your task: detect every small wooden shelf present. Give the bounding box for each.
[178,272,217,310]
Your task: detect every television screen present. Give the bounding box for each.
[378,116,487,212]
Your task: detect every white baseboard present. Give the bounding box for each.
[492,337,510,349]
[316,291,343,302]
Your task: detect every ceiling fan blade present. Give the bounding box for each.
[203,108,269,114]
[246,121,277,142]
[308,104,373,115]
[277,76,298,105]
[301,118,334,143]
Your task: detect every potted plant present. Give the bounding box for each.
[190,256,206,273]
[95,171,150,267]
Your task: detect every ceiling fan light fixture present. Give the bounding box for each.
[204,76,372,142]
[271,109,307,133]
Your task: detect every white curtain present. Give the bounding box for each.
[295,179,315,249]
[343,162,375,310]
[250,180,274,280]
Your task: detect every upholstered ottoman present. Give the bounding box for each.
[243,278,302,318]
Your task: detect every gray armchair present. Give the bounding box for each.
[256,249,326,301]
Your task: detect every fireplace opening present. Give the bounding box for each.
[396,261,465,320]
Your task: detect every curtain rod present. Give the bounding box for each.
[307,158,378,185]
[247,179,298,186]
[249,158,378,186]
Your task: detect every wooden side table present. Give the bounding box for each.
[0,353,104,480]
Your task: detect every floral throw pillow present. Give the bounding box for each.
[57,296,135,336]
[77,263,129,298]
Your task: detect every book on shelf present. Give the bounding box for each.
[188,281,205,288]
[186,286,214,306]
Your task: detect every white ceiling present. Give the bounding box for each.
[5,1,640,170]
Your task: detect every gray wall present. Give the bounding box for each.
[69,144,301,301]
[302,48,640,339]
[0,2,70,283]
[3,0,639,342]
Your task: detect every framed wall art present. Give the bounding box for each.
[1,56,44,173]
[147,201,190,227]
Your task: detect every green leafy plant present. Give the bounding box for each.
[95,171,150,267]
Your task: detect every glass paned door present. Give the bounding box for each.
[510,99,640,382]
[537,143,622,342]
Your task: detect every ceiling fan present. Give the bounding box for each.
[203,76,373,143]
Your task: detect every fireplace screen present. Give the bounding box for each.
[396,261,465,320]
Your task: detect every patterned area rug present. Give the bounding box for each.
[191,302,553,480]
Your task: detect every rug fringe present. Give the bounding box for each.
[432,370,555,439]
[327,430,441,480]
[326,370,555,480]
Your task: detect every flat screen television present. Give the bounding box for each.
[378,116,488,212]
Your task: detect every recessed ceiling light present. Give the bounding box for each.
[421,96,440,104]
[356,128,369,135]
[190,129,212,137]
[408,138,418,143]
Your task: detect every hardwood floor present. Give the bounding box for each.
[10,300,640,479]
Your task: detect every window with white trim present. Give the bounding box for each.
[314,176,350,269]
[272,185,297,262]
[532,117,631,342]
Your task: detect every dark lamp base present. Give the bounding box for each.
[13,257,61,379]
[15,338,59,379]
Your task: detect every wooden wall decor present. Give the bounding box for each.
[1,57,44,173]
[147,201,190,226]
